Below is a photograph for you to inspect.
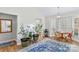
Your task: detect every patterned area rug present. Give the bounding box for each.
[19,39,73,52]
[28,41,70,52]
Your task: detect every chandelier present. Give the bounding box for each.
[57,7,61,18]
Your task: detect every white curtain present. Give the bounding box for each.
[44,16,73,35]
[59,17,72,32]
[45,16,57,36]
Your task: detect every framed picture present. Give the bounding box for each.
[0,19,12,33]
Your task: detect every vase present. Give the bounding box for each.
[21,37,31,47]
[33,34,39,42]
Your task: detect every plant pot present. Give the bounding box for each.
[21,37,31,47]
[44,29,49,37]
[33,34,39,42]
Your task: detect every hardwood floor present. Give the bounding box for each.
[0,45,17,52]
[0,40,17,52]
[0,37,79,52]
[51,37,79,46]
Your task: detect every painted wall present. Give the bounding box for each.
[0,7,79,44]
[0,13,17,42]
[0,7,41,45]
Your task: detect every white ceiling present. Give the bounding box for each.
[36,7,79,16]
[0,7,79,17]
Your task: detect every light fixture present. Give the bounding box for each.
[57,7,61,18]
[57,15,61,18]
[36,18,41,24]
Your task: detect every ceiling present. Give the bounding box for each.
[37,7,79,16]
[0,7,79,17]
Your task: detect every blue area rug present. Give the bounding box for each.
[27,40,70,52]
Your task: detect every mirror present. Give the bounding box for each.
[0,19,12,33]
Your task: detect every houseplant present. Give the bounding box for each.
[18,24,31,47]
[33,24,42,41]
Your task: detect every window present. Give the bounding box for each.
[0,19,12,33]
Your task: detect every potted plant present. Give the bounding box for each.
[18,24,31,47]
[33,24,42,42]
[44,29,49,37]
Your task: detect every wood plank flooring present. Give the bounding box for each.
[0,38,79,52]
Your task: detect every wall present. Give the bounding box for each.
[0,13,17,42]
[0,7,41,45]
[0,7,79,44]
